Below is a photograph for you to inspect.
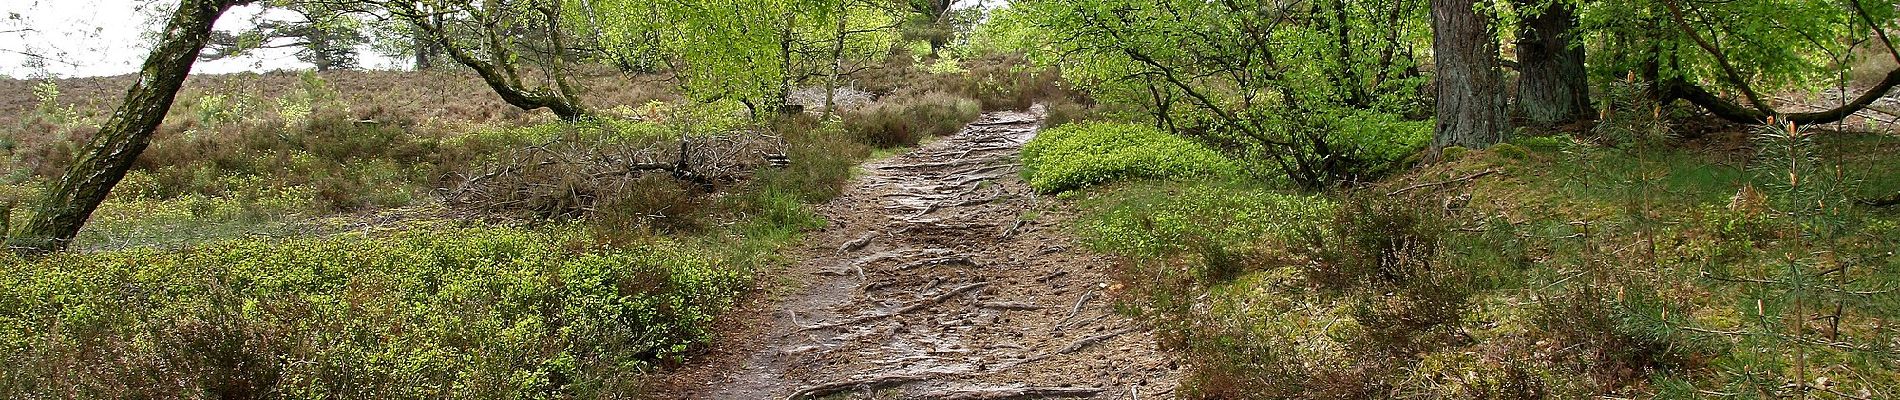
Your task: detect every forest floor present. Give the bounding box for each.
[647,108,1181,399]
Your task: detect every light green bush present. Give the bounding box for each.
[1021,122,1240,193]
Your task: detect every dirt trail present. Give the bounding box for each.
[650,109,1180,399]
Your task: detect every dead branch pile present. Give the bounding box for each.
[445,131,787,220]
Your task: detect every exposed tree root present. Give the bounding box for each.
[1005,327,1136,368]
[799,282,990,332]
[979,301,1044,310]
[783,374,925,400]
[923,386,1104,400]
[837,231,879,254]
[893,255,977,271]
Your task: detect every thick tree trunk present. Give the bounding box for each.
[1431,0,1510,148]
[1514,0,1592,124]
[413,24,432,70]
[11,0,252,253]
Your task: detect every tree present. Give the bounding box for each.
[377,0,589,120]
[199,1,368,71]
[10,0,257,253]
[582,0,898,116]
[1586,0,1900,125]
[1431,0,1509,148]
[1514,0,1591,124]
[997,0,1431,189]
[900,0,981,57]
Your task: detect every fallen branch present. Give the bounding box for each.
[998,219,1027,242]
[1388,169,1498,196]
[1860,192,1900,207]
[784,374,925,400]
[1055,327,1134,355]
[1057,289,1098,326]
[799,282,990,331]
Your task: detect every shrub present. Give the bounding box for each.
[0,227,746,398]
[1021,122,1239,193]
[1298,195,1474,355]
[1324,110,1433,175]
[840,91,980,148]
[1041,98,1094,128]
[753,116,869,203]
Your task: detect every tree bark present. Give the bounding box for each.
[824,0,849,118]
[1432,0,1510,148]
[1513,0,1592,124]
[11,0,254,253]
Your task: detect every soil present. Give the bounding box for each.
[645,108,1181,399]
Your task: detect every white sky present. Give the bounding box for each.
[0,0,402,78]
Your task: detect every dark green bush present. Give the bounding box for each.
[1321,110,1433,175]
[0,227,745,398]
[1021,122,1239,193]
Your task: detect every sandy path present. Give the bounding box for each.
[649,108,1179,399]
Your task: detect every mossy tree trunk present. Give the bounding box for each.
[11,0,256,253]
[1431,0,1510,148]
[1514,0,1592,125]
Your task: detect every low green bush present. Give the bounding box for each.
[1021,122,1239,193]
[0,227,746,398]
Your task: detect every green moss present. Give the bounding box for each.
[1512,135,1570,153]
[1491,142,1530,160]
[1440,146,1469,160]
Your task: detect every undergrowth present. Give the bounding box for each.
[0,63,977,398]
[0,226,759,398]
[1070,127,1900,398]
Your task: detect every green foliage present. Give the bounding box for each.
[0,227,747,398]
[1319,110,1434,175]
[996,0,1431,188]
[1582,0,1896,95]
[1021,122,1239,193]
[1590,79,1677,148]
[583,0,902,107]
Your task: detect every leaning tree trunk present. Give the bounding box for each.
[1514,0,1592,124]
[10,0,254,253]
[1432,0,1510,148]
